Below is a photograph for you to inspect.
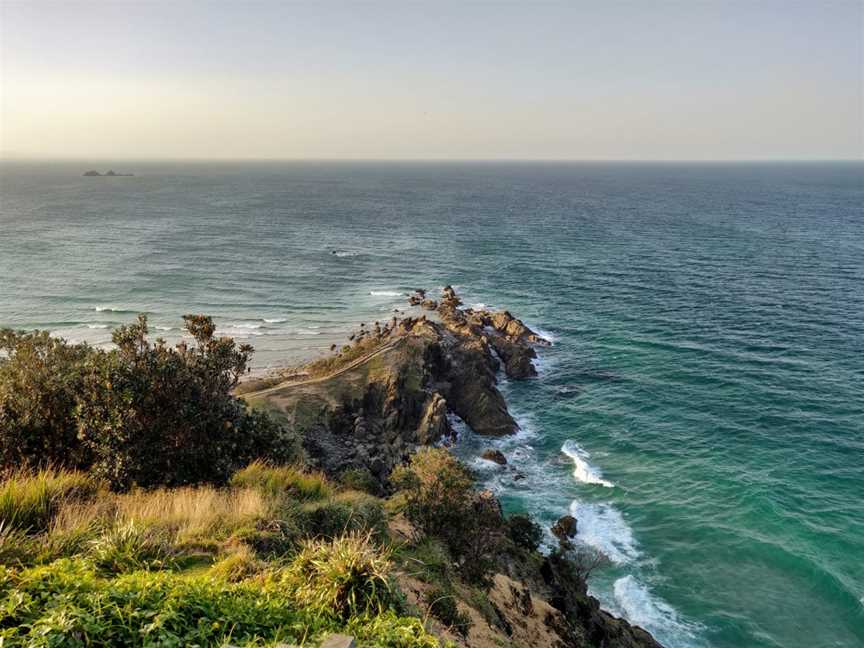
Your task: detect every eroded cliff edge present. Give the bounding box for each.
[240,287,662,648]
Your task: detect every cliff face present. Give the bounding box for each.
[241,288,662,648]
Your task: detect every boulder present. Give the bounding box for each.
[481,448,508,465]
[551,515,578,541]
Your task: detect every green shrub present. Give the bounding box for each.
[231,461,332,500]
[298,491,387,540]
[507,514,543,552]
[392,448,504,583]
[0,317,302,491]
[0,329,92,469]
[0,468,100,533]
[426,587,472,637]
[340,467,381,495]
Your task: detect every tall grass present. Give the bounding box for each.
[230,461,333,500]
[0,468,100,533]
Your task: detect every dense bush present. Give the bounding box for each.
[392,448,504,582]
[0,330,92,469]
[506,514,543,552]
[0,316,302,489]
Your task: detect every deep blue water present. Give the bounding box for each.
[1,160,863,647]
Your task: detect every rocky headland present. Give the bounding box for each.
[240,287,662,648]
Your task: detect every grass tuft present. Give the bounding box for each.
[231,461,333,501]
[0,468,100,533]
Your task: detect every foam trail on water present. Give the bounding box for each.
[369,290,404,297]
[562,440,614,487]
[570,500,639,564]
[264,318,287,323]
[612,576,704,648]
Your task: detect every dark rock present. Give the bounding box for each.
[551,515,578,541]
[481,448,508,465]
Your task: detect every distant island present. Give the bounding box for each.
[83,169,134,177]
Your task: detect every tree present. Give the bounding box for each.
[0,329,93,469]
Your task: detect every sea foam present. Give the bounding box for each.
[570,500,639,564]
[612,576,704,647]
[562,440,614,487]
[369,290,404,297]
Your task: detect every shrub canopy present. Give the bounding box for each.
[0,315,301,490]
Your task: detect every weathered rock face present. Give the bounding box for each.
[242,287,549,486]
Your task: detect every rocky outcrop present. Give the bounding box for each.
[481,449,508,465]
[551,515,578,548]
[241,287,549,487]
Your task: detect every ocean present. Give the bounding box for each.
[1,160,862,647]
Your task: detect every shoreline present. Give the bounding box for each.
[240,286,663,647]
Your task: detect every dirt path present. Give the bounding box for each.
[241,338,401,400]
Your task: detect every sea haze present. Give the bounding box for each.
[1,160,862,647]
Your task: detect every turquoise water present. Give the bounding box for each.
[2,160,862,647]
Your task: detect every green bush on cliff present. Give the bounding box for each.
[0,316,302,490]
[392,448,503,583]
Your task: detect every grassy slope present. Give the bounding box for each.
[0,466,444,648]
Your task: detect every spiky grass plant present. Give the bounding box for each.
[283,532,395,619]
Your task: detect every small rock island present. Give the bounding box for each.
[83,169,134,177]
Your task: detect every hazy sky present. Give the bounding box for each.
[1,1,861,160]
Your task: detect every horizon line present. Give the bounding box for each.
[2,155,862,164]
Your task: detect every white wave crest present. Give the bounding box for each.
[263,318,287,323]
[369,290,404,297]
[295,329,321,335]
[613,576,704,647]
[561,440,614,487]
[227,323,263,329]
[86,324,109,329]
[531,326,557,344]
[154,326,174,331]
[218,328,263,337]
[570,500,639,564]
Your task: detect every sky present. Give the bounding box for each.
[1,0,861,160]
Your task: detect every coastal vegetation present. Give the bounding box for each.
[0,291,662,647]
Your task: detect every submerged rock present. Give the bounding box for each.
[481,448,508,465]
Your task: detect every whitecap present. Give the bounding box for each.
[531,326,557,345]
[562,440,614,488]
[369,290,404,297]
[471,302,488,310]
[86,324,109,329]
[570,500,639,564]
[613,576,704,647]
[295,329,321,336]
[227,323,263,329]
[263,318,287,323]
